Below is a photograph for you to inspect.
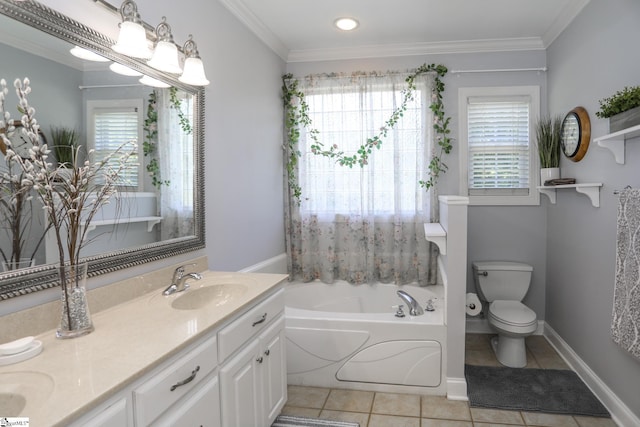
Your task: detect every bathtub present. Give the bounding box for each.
[285,281,447,395]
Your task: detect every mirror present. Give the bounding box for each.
[0,0,205,299]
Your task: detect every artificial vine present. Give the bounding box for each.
[143,88,194,189]
[282,63,451,204]
[143,90,169,188]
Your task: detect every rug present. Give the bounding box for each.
[272,415,359,427]
[465,364,610,417]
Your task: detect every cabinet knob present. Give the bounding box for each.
[256,356,264,364]
[264,349,270,356]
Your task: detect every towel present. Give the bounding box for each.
[611,188,640,360]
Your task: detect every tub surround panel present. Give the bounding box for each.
[0,267,287,426]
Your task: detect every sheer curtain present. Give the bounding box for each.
[284,72,439,285]
[157,89,194,240]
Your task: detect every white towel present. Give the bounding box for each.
[611,188,640,359]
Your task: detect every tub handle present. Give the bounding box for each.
[393,305,405,318]
[252,313,267,327]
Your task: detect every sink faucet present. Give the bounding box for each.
[397,290,424,316]
[163,264,200,296]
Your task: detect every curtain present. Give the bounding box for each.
[284,71,439,285]
[157,89,194,240]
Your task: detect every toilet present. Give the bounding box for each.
[472,261,538,368]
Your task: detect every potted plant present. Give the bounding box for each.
[596,85,640,133]
[50,125,79,169]
[535,114,563,184]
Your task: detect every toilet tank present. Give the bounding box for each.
[472,261,533,302]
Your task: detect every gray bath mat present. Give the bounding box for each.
[465,364,610,417]
[272,415,359,427]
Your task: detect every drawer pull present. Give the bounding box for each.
[256,356,264,364]
[170,365,200,391]
[252,313,267,327]
[264,349,270,356]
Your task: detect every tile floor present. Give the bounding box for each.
[280,334,617,427]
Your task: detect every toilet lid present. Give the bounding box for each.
[489,300,537,325]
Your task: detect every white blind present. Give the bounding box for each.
[467,97,530,196]
[93,109,139,187]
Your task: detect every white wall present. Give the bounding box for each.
[287,50,549,317]
[546,0,640,417]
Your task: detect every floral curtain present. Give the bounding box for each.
[284,71,439,285]
[157,89,194,240]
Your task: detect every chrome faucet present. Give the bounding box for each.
[163,264,201,296]
[397,290,424,316]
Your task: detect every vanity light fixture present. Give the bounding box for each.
[147,17,182,74]
[109,63,143,77]
[139,75,171,88]
[70,46,110,62]
[179,35,210,86]
[112,0,153,59]
[334,17,359,31]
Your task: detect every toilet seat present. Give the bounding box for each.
[488,300,537,332]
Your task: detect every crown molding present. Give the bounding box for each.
[219,0,586,63]
[287,38,546,63]
[542,0,591,47]
[217,0,289,61]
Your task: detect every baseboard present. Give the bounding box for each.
[446,377,468,401]
[544,323,640,427]
[239,253,287,274]
[466,318,545,335]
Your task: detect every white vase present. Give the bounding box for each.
[540,167,560,185]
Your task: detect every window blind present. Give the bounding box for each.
[93,109,139,187]
[467,98,530,196]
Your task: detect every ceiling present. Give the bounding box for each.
[218,0,591,62]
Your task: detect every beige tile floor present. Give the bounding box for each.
[280,334,617,427]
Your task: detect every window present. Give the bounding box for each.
[299,78,430,216]
[458,86,540,205]
[87,99,143,189]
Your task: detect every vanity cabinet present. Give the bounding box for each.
[219,289,286,427]
[72,397,130,427]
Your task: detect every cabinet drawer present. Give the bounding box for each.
[218,289,284,362]
[134,335,218,426]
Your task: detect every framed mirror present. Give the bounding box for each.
[0,0,205,300]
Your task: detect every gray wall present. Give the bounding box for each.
[287,50,549,317]
[546,0,640,416]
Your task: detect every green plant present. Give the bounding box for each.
[596,85,640,118]
[50,126,79,167]
[282,63,451,204]
[535,115,563,168]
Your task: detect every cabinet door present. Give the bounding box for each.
[76,398,129,427]
[220,340,262,427]
[260,315,287,425]
[151,374,220,427]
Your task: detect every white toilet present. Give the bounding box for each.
[472,261,538,368]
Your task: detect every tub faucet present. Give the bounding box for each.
[397,290,424,316]
[163,264,200,295]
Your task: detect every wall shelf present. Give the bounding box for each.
[594,124,640,164]
[424,223,447,255]
[86,216,163,233]
[537,183,603,207]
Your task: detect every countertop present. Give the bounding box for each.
[0,270,288,426]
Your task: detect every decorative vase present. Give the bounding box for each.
[540,167,560,185]
[56,262,94,339]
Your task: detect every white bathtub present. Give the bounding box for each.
[285,281,447,395]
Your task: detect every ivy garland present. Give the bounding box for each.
[282,63,451,204]
[143,88,194,189]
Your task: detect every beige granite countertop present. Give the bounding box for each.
[0,270,288,426]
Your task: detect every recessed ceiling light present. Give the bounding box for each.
[334,17,359,31]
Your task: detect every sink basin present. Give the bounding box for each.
[171,284,248,310]
[0,371,54,416]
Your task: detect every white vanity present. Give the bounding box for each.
[0,268,288,427]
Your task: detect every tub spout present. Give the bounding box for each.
[396,290,424,316]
